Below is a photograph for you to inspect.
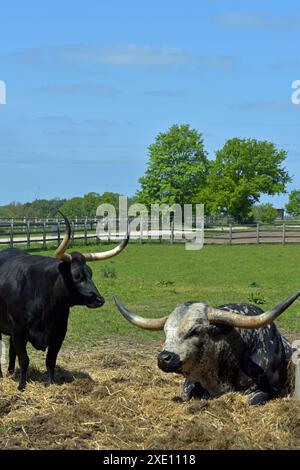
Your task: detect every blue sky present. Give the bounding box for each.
[0,0,299,207]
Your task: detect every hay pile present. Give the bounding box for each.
[0,339,299,450]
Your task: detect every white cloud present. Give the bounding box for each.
[217,12,300,31]
[13,44,237,69]
[230,100,292,110]
[268,59,300,70]
[144,89,188,98]
[38,83,121,97]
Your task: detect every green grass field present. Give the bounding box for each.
[1,243,300,351]
[24,243,300,343]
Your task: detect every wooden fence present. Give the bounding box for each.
[0,218,100,249]
[204,223,300,245]
[0,218,300,249]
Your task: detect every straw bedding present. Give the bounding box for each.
[0,339,299,450]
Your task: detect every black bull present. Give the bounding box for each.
[0,216,129,390]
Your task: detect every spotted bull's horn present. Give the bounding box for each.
[114,291,300,331]
[207,290,300,329]
[113,296,168,330]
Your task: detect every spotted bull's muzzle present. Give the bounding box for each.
[157,350,182,373]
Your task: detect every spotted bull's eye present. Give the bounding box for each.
[187,328,201,338]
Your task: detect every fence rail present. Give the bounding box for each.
[0,218,300,249]
[204,224,300,245]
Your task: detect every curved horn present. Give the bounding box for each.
[207,290,300,329]
[113,295,168,330]
[55,212,73,263]
[83,231,130,262]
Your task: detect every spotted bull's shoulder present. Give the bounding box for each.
[217,303,264,316]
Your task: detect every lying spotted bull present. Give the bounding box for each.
[114,292,300,405]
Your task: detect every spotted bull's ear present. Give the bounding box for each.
[208,323,233,337]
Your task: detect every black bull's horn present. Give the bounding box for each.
[113,290,300,330]
[55,212,130,263]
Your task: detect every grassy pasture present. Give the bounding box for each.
[1,242,300,354]
[67,242,300,343]
[3,241,299,351]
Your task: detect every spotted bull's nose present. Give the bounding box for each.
[157,350,182,373]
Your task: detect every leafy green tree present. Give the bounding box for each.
[250,204,278,224]
[197,138,291,222]
[0,205,16,218]
[20,198,65,218]
[98,192,121,213]
[82,192,102,217]
[59,192,124,218]
[137,124,209,206]
[49,198,66,216]
[285,190,300,217]
[59,197,86,218]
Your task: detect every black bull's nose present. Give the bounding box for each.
[87,295,105,308]
[157,350,182,372]
[96,296,105,306]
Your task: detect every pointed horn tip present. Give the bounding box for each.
[113,295,124,310]
[208,289,300,329]
[55,211,72,261]
[113,296,167,330]
[57,210,68,222]
[124,231,130,244]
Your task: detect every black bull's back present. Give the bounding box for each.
[0,249,66,335]
[0,248,81,389]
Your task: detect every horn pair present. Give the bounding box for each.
[55,212,129,263]
[113,290,300,330]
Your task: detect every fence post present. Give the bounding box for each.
[57,219,61,247]
[108,221,111,243]
[282,223,286,245]
[256,223,260,244]
[84,218,88,245]
[140,218,143,244]
[43,222,47,249]
[170,219,174,244]
[10,221,14,248]
[27,221,30,249]
[71,221,75,243]
[229,224,233,244]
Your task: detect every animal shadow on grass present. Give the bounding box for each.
[10,366,93,387]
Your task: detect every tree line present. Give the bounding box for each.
[0,192,135,219]
[1,123,299,222]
